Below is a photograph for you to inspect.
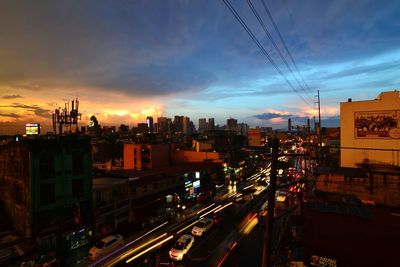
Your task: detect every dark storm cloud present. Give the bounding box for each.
[0,103,51,118]
[254,112,292,120]
[0,0,399,99]
[0,113,21,118]
[253,112,312,123]
[1,94,23,99]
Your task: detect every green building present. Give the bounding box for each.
[0,136,93,257]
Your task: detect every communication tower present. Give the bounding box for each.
[52,98,82,135]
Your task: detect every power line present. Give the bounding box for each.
[222,0,312,108]
[247,0,314,104]
[260,0,314,99]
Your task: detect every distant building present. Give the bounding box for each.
[173,116,184,132]
[88,115,100,136]
[340,90,400,167]
[119,124,129,135]
[0,137,93,255]
[237,123,248,136]
[157,117,172,134]
[137,123,149,134]
[288,118,292,132]
[192,139,213,151]
[227,118,237,132]
[198,118,208,132]
[208,118,215,130]
[247,128,261,147]
[146,116,154,133]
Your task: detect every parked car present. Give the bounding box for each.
[88,234,124,260]
[191,218,213,237]
[169,234,194,261]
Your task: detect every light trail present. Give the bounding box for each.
[213,202,233,214]
[125,235,174,263]
[125,221,169,247]
[176,220,200,234]
[116,233,168,263]
[196,203,216,215]
[200,205,222,218]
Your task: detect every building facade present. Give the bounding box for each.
[247,128,261,147]
[0,137,92,256]
[124,143,173,170]
[340,91,400,168]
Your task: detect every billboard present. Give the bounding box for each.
[26,123,40,135]
[354,110,400,139]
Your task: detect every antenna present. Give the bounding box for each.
[52,98,82,135]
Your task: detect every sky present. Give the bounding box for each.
[1,0,400,134]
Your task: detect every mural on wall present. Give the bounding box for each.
[354,110,400,139]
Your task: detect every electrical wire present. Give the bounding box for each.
[260,0,314,98]
[247,0,314,104]
[222,0,312,108]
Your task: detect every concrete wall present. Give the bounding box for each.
[316,172,400,207]
[340,91,400,167]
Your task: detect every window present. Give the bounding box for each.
[72,179,84,199]
[40,184,55,205]
[39,152,55,179]
[72,151,84,175]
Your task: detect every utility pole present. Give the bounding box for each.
[317,90,322,162]
[262,138,279,267]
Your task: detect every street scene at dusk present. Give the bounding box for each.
[1,1,400,267]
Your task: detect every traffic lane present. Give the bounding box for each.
[94,175,267,266]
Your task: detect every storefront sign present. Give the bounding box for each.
[310,255,337,267]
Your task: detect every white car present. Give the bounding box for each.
[191,218,214,237]
[88,234,124,260]
[169,234,194,261]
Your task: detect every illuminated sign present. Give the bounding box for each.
[185,181,193,188]
[193,180,200,188]
[310,255,337,267]
[26,123,40,135]
[195,172,200,179]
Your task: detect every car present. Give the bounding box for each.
[191,218,213,237]
[88,234,124,260]
[169,234,194,261]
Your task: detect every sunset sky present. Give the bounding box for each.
[1,0,399,134]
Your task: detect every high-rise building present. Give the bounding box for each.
[208,118,215,130]
[173,116,184,132]
[227,118,238,131]
[146,116,154,133]
[237,123,248,136]
[137,123,149,134]
[157,117,172,133]
[288,118,292,132]
[198,118,208,132]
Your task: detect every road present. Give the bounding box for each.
[81,167,273,267]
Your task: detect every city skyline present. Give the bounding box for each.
[1,0,400,134]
